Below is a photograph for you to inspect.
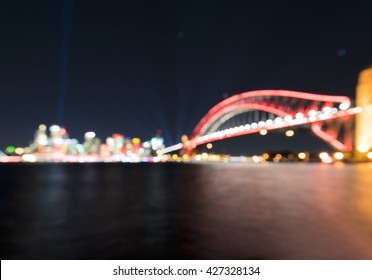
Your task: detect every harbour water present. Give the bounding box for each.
[1,162,372,259]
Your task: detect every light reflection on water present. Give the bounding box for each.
[1,162,372,259]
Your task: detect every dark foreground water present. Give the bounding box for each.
[1,162,372,260]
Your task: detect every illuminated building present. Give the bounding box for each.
[30,124,69,155]
[83,131,101,155]
[106,137,115,155]
[46,125,69,155]
[100,144,111,157]
[150,131,164,155]
[125,137,133,156]
[66,138,80,154]
[112,133,125,155]
[49,125,64,145]
[132,138,141,155]
[141,141,151,157]
[34,124,48,152]
[356,67,372,159]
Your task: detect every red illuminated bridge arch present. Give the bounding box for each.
[159,90,361,154]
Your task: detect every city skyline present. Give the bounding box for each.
[2,122,365,164]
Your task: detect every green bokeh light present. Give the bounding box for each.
[6,146,16,154]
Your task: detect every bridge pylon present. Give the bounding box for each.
[355,66,372,160]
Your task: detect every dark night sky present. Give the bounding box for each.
[1,0,372,154]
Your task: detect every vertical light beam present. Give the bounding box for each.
[58,0,74,126]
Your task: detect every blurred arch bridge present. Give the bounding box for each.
[158,90,361,155]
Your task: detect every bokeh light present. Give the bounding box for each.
[285,130,294,137]
[5,146,15,154]
[259,129,267,136]
[334,152,344,161]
